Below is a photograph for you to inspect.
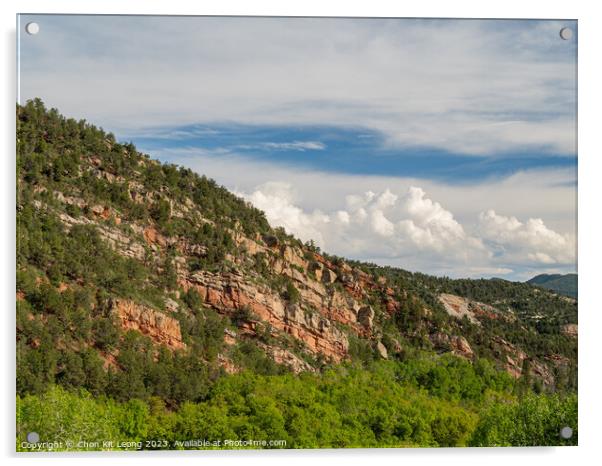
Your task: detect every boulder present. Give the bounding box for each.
[376,341,388,359]
[357,306,375,330]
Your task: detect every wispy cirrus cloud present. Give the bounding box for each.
[235,141,326,151]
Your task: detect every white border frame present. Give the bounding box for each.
[3,1,600,465]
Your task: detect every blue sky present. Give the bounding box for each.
[18,15,577,279]
[131,123,576,183]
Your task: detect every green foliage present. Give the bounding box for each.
[92,317,120,351]
[17,386,121,451]
[231,305,255,327]
[470,393,577,446]
[18,359,574,451]
[182,288,203,310]
[178,306,226,361]
[347,334,377,366]
[394,354,514,403]
[149,199,171,226]
[284,280,300,304]
[231,341,286,376]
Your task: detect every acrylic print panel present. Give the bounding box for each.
[16,15,577,451]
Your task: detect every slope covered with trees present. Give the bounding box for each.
[527,274,578,299]
[16,100,577,449]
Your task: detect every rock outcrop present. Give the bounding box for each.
[260,344,316,373]
[439,293,509,325]
[449,335,474,359]
[179,270,350,362]
[561,323,578,338]
[110,298,185,350]
[430,332,474,359]
[357,306,375,330]
[491,336,554,386]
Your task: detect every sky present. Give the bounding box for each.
[18,15,578,280]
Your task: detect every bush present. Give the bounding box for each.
[284,280,300,304]
[470,393,578,446]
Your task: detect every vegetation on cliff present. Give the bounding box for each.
[16,100,577,449]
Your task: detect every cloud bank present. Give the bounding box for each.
[239,182,575,279]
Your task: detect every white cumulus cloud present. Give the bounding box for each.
[478,210,576,265]
[238,182,330,247]
[240,184,487,266]
[237,183,575,278]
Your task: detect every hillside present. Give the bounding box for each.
[16,100,577,449]
[527,274,578,299]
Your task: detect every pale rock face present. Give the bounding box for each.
[438,293,481,325]
[223,328,237,346]
[91,204,109,218]
[57,210,146,261]
[98,227,146,261]
[53,191,86,209]
[260,344,316,374]
[430,332,473,359]
[320,268,337,284]
[232,230,268,256]
[164,297,180,313]
[439,293,512,325]
[561,323,577,338]
[282,245,307,270]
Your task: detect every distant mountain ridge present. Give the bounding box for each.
[527,274,577,298]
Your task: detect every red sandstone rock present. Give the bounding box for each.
[111,298,185,351]
[180,271,350,362]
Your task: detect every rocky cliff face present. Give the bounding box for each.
[45,188,385,366]
[180,270,351,362]
[431,332,474,359]
[111,298,185,351]
[18,102,576,389]
[35,190,557,384]
[33,176,574,387]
